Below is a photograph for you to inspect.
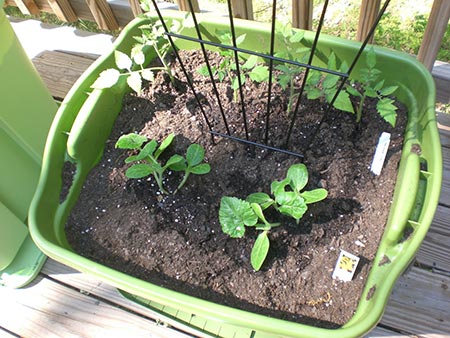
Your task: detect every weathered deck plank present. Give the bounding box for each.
[42,258,410,338]
[380,266,450,337]
[0,273,190,338]
[32,50,97,100]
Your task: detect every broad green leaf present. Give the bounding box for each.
[306,87,322,100]
[287,163,308,193]
[125,155,138,164]
[246,192,274,210]
[374,80,385,91]
[251,231,270,271]
[133,50,145,65]
[219,197,258,238]
[115,50,133,71]
[91,68,120,89]
[271,178,290,196]
[242,55,258,70]
[327,52,337,71]
[186,144,205,167]
[274,191,298,206]
[277,74,291,90]
[249,66,269,82]
[197,65,211,77]
[127,72,142,94]
[168,159,187,171]
[366,47,376,69]
[116,133,147,149]
[346,85,361,98]
[365,87,378,98]
[231,74,245,90]
[136,140,157,160]
[276,193,308,221]
[142,69,154,82]
[377,98,397,127]
[301,188,328,204]
[323,74,339,89]
[164,154,184,169]
[125,163,154,178]
[333,91,354,113]
[189,163,211,175]
[155,133,175,159]
[235,34,246,46]
[306,71,321,86]
[218,70,227,82]
[380,85,398,96]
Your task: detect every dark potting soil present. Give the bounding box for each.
[65,50,407,328]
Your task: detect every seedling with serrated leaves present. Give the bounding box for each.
[197,30,269,101]
[91,18,183,94]
[219,164,327,271]
[345,47,398,126]
[116,133,210,195]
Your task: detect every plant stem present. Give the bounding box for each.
[154,46,174,83]
[356,92,366,123]
[153,172,168,194]
[174,171,190,195]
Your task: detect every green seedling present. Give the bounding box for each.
[303,53,354,114]
[219,163,327,271]
[197,30,269,101]
[116,133,210,195]
[91,18,182,94]
[345,47,398,126]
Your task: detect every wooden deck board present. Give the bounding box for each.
[13,48,450,338]
[381,266,450,337]
[0,274,190,338]
[416,205,450,272]
[32,50,97,100]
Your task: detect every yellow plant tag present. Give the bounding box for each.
[332,250,360,282]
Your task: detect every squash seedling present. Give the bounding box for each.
[219,164,327,271]
[116,133,210,195]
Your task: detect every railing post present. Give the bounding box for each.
[418,0,450,71]
[128,0,143,17]
[356,0,381,43]
[230,0,253,20]
[47,0,78,22]
[85,0,119,30]
[12,0,40,16]
[292,0,313,30]
[176,0,200,12]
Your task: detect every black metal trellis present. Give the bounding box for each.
[150,0,391,158]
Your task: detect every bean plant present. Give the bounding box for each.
[219,164,327,271]
[116,133,210,195]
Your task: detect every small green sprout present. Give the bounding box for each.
[197,30,269,101]
[116,133,210,195]
[219,164,327,271]
[346,47,398,126]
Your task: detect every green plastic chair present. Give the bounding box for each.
[0,3,58,287]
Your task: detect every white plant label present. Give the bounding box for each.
[370,132,391,176]
[332,250,360,282]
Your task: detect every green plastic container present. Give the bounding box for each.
[29,12,442,337]
[1,3,56,287]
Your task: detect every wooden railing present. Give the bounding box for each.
[3,0,450,70]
